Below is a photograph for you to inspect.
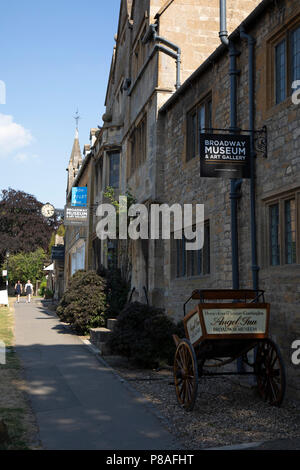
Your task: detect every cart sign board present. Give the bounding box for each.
[202,307,268,335]
[186,311,202,345]
[200,133,251,178]
[71,187,88,207]
[64,206,88,226]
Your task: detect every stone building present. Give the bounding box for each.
[156,0,300,398]
[64,0,300,398]
[88,0,262,300]
[64,128,95,286]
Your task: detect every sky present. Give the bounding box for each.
[0,0,121,209]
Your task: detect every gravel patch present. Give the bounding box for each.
[104,356,300,450]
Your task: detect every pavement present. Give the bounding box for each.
[14,300,181,450]
[13,299,300,452]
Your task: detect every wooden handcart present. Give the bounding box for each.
[173,289,286,411]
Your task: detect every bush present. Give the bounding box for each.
[108,302,184,368]
[44,289,54,299]
[98,266,130,319]
[56,270,107,334]
[38,279,47,296]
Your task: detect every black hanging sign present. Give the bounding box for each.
[200,133,251,178]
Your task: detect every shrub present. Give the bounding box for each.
[44,289,54,299]
[108,302,184,368]
[38,279,47,296]
[56,270,107,334]
[98,266,130,319]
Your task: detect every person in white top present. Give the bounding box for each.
[25,280,33,303]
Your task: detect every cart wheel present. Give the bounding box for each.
[255,338,286,406]
[174,339,198,412]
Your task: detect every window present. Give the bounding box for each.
[187,96,212,161]
[128,115,147,177]
[94,160,102,196]
[107,239,118,269]
[285,199,296,264]
[269,204,280,266]
[173,221,210,279]
[132,25,147,81]
[92,238,102,272]
[274,25,300,104]
[275,40,286,104]
[291,26,300,84]
[109,152,120,189]
[267,190,299,266]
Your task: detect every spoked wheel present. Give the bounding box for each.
[255,338,286,406]
[174,339,198,412]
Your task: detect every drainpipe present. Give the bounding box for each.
[239,25,259,292]
[142,23,181,90]
[219,0,242,290]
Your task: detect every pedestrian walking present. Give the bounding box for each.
[14,280,23,303]
[25,280,33,303]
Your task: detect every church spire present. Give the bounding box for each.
[67,110,83,195]
[74,109,80,138]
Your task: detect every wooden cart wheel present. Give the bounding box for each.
[174,339,198,412]
[255,338,286,406]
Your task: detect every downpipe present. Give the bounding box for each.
[220,0,243,373]
[239,25,260,292]
[219,0,241,290]
[143,23,181,90]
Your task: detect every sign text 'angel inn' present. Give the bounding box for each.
[200,133,251,178]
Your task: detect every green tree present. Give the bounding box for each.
[3,248,46,284]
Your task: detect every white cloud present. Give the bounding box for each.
[0,113,34,158]
[14,152,39,162]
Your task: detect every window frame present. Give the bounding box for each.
[108,151,120,189]
[264,189,300,267]
[172,220,211,280]
[269,20,300,106]
[127,114,147,178]
[275,38,287,104]
[132,24,148,82]
[186,94,212,162]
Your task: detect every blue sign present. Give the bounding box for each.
[71,187,88,207]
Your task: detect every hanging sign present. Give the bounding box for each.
[200,133,251,178]
[64,206,88,226]
[71,187,88,207]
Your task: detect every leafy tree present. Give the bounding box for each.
[2,248,46,284]
[0,188,58,265]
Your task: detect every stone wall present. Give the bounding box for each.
[158,0,300,399]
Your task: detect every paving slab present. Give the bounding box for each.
[14,300,181,450]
